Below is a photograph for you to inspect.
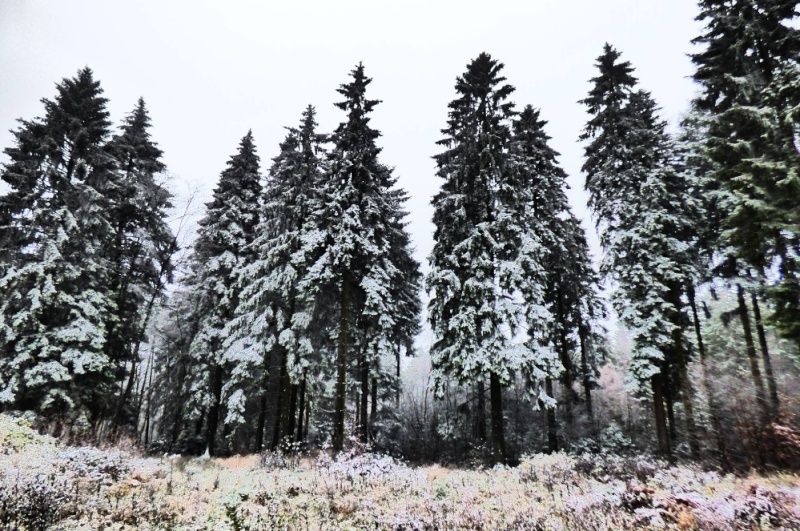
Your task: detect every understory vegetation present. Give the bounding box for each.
[1,414,799,530]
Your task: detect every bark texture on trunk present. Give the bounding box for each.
[333,274,351,453]
[489,372,506,462]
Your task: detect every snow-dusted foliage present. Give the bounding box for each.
[0,68,117,417]
[581,46,697,392]
[428,54,574,459]
[295,63,420,450]
[691,0,800,349]
[102,98,175,425]
[429,54,554,392]
[2,419,798,530]
[222,106,326,438]
[180,131,262,453]
[510,105,605,423]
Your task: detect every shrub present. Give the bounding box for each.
[0,471,76,530]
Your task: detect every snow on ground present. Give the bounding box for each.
[1,414,798,530]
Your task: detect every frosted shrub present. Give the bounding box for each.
[260,447,300,471]
[317,450,421,491]
[0,470,76,529]
[0,413,54,453]
[574,453,664,482]
[569,423,636,456]
[58,446,130,483]
[518,452,577,486]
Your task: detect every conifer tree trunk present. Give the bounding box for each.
[651,373,671,458]
[286,383,298,446]
[475,380,487,441]
[669,287,699,458]
[370,376,377,440]
[304,397,311,441]
[395,351,401,406]
[205,364,223,456]
[545,377,558,452]
[142,355,155,447]
[665,382,677,444]
[359,348,369,443]
[255,389,268,453]
[333,274,351,453]
[737,285,769,426]
[687,284,727,465]
[678,359,700,458]
[751,293,779,416]
[295,378,306,443]
[489,372,506,462]
[578,323,594,424]
[270,358,287,450]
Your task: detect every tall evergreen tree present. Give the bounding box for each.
[511,106,603,447]
[691,0,800,350]
[104,98,175,428]
[223,106,327,450]
[428,54,558,461]
[0,68,117,421]
[183,132,262,455]
[298,64,419,451]
[581,46,698,456]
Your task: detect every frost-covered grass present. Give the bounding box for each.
[1,415,799,530]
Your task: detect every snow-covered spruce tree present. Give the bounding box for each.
[183,131,262,455]
[674,109,730,460]
[104,98,175,429]
[299,64,419,451]
[580,45,699,456]
[0,68,117,422]
[428,54,558,461]
[223,106,327,452]
[510,106,603,449]
[691,0,800,353]
[755,63,800,350]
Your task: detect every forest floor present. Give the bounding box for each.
[1,415,799,530]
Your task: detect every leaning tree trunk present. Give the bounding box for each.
[751,293,779,416]
[737,285,770,427]
[489,372,506,462]
[687,283,727,464]
[333,274,351,453]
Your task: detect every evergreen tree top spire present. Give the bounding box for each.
[513,105,566,179]
[446,52,515,131]
[196,131,262,259]
[44,67,111,159]
[108,98,164,175]
[332,62,381,156]
[579,43,637,124]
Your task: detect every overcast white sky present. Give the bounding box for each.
[0,0,704,272]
